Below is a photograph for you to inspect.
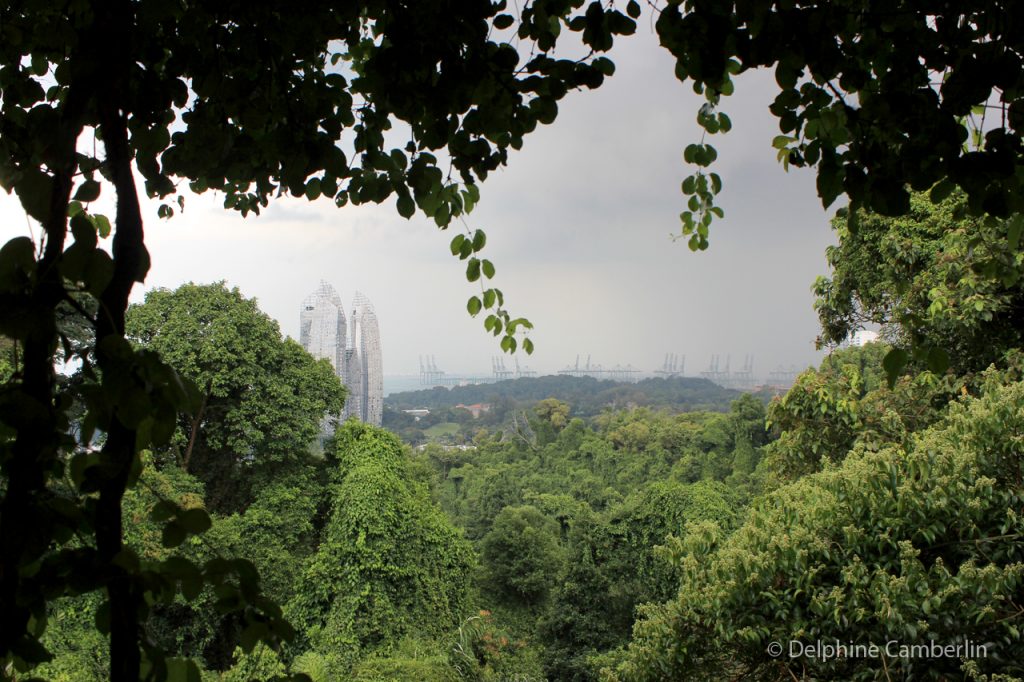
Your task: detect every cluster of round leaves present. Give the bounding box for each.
[455,225,535,354]
[658,0,1024,249]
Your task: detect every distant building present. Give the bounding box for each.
[352,292,383,426]
[456,403,491,419]
[300,282,383,426]
[841,329,880,348]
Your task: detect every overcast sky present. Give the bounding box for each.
[1,29,838,379]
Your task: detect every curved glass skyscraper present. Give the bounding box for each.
[299,282,383,426]
[352,292,383,426]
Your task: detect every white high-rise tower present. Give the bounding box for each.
[352,291,383,426]
[299,282,383,427]
[299,282,346,373]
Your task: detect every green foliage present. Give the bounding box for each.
[538,518,621,682]
[662,1,1024,245]
[289,651,330,682]
[450,612,547,682]
[765,343,961,480]
[33,593,109,682]
[532,397,570,445]
[608,480,742,607]
[126,282,346,513]
[412,393,769,678]
[219,644,285,682]
[35,453,301,679]
[614,376,1024,681]
[288,422,473,674]
[815,192,1024,377]
[6,0,1024,675]
[480,505,565,606]
[207,473,321,606]
[349,638,461,682]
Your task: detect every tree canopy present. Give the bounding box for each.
[125,283,346,513]
[612,372,1024,682]
[815,192,1024,374]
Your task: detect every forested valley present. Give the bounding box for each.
[19,192,1024,681]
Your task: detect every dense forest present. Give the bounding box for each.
[24,190,1024,680]
[4,2,1024,679]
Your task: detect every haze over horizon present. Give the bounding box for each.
[0,30,838,379]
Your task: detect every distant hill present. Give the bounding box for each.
[384,375,744,416]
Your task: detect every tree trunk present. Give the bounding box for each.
[94,97,148,681]
[0,81,86,656]
[94,0,148,669]
[183,382,213,470]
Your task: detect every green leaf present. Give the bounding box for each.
[467,296,482,315]
[10,634,52,665]
[83,250,114,295]
[524,338,534,354]
[397,194,415,218]
[926,347,950,374]
[239,623,270,653]
[91,214,112,239]
[482,259,495,279]
[483,289,496,308]
[166,658,202,682]
[493,13,515,29]
[150,500,178,522]
[179,508,212,534]
[1007,214,1023,250]
[594,57,616,76]
[162,520,187,548]
[73,179,101,202]
[466,258,481,282]
[0,236,37,289]
[30,53,49,77]
[14,168,53,223]
[450,234,465,256]
[882,348,909,388]
[929,179,955,204]
[472,229,486,251]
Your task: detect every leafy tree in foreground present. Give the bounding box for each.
[764,342,963,481]
[3,1,1024,677]
[815,192,1024,375]
[612,373,1024,681]
[125,282,345,514]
